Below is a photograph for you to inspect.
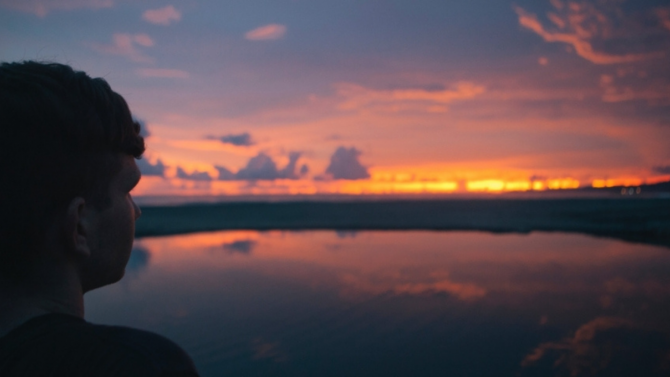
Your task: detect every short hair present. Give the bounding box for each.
[0,61,145,278]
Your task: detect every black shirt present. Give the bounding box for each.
[0,313,199,376]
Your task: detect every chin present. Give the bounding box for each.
[82,269,126,293]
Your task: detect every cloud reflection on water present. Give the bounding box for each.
[96,231,670,376]
[521,317,670,377]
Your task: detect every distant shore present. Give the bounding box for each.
[135,198,670,248]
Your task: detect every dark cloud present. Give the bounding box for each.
[236,153,280,180]
[300,164,309,175]
[653,165,670,174]
[137,158,166,177]
[325,146,370,180]
[176,167,212,181]
[278,152,302,179]
[215,165,236,180]
[223,240,256,254]
[213,132,254,147]
[217,152,307,181]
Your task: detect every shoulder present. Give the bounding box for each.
[0,314,199,377]
[77,321,199,376]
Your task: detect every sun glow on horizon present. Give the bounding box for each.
[133,169,667,198]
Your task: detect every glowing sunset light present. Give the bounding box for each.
[467,180,506,192]
[504,181,533,192]
[4,0,668,198]
[591,178,644,188]
[546,179,580,190]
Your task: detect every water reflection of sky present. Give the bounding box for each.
[85,231,670,377]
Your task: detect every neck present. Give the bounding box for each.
[0,263,84,337]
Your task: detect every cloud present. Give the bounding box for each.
[176,167,212,181]
[223,240,256,254]
[324,147,370,180]
[279,152,302,179]
[215,165,236,180]
[133,34,154,47]
[653,165,670,175]
[252,338,286,362]
[393,280,486,300]
[514,5,664,65]
[142,5,181,25]
[217,152,305,181]
[521,317,670,376]
[337,270,486,301]
[657,8,670,32]
[91,33,154,63]
[214,132,254,147]
[235,153,279,180]
[245,24,286,40]
[137,158,166,177]
[0,0,113,17]
[549,0,564,11]
[337,82,485,112]
[135,68,190,79]
[599,74,670,103]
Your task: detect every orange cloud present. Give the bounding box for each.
[336,81,485,112]
[514,6,662,64]
[245,24,287,40]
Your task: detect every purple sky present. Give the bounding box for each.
[2,0,669,195]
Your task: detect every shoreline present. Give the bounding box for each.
[135,198,670,248]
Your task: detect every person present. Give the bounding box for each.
[0,61,199,376]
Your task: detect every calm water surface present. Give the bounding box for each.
[85,231,670,376]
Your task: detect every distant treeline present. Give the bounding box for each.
[581,180,670,195]
[136,198,670,249]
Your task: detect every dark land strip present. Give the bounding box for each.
[135,198,670,248]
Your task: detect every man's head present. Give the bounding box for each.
[0,61,145,289]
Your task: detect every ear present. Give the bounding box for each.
[63,197,91,260]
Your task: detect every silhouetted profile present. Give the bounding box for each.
[0,61,199,376]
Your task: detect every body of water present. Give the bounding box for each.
[85,231,670,376]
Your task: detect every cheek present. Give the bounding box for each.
[99,198,136,256]
[119,197,137,244]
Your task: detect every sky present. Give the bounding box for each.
[1,0,669,196]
